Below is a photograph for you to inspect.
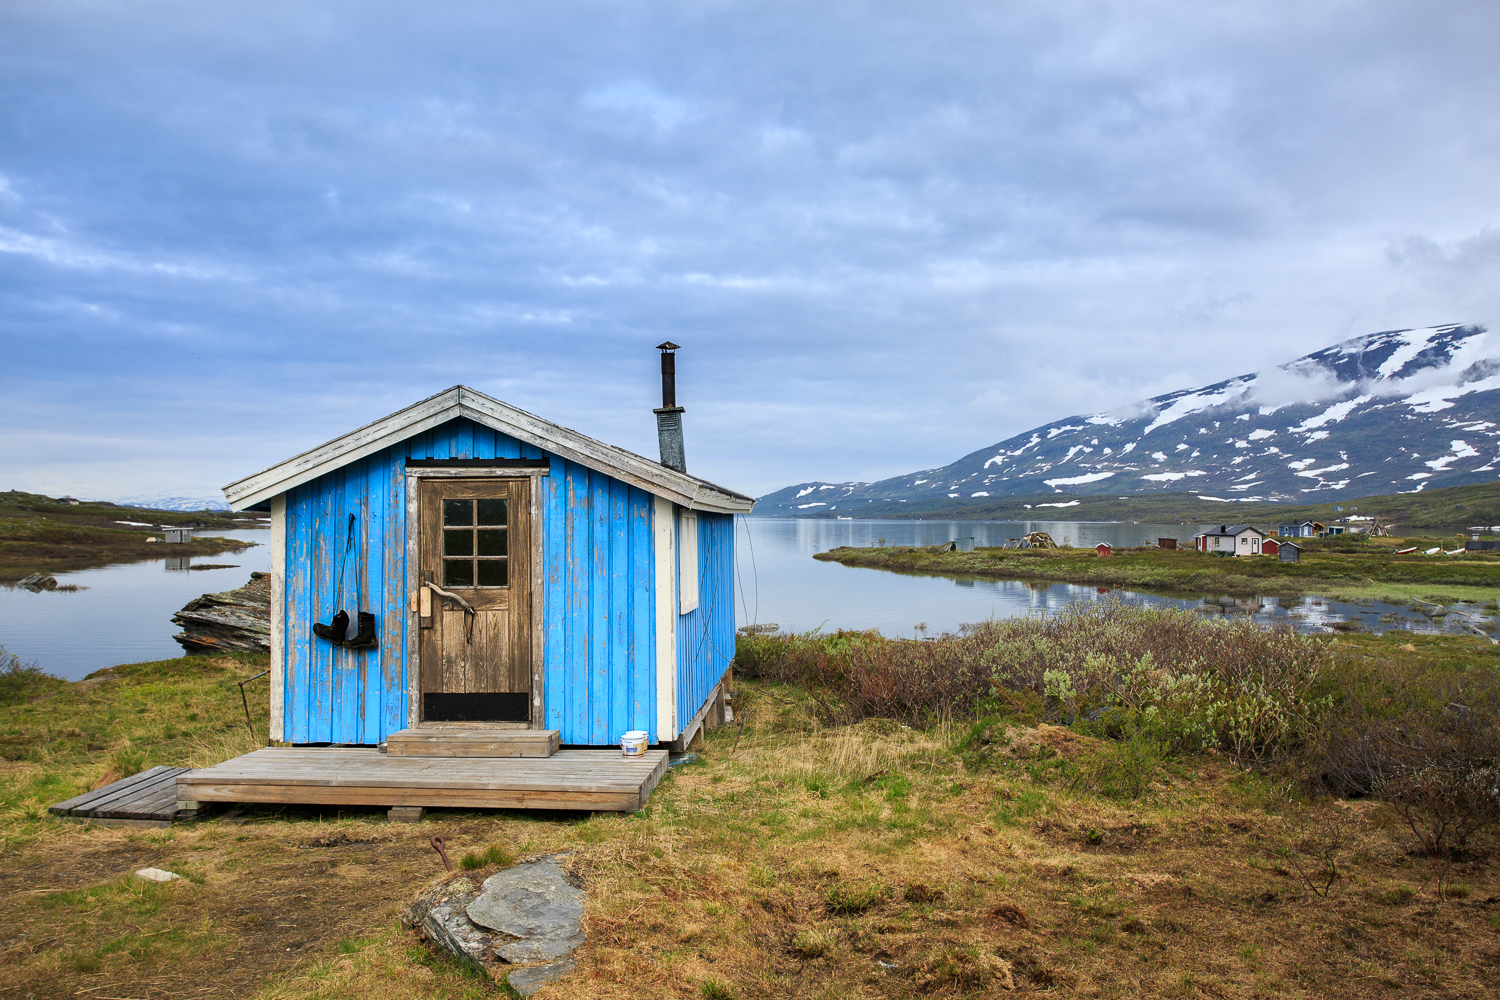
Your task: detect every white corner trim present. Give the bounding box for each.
[654,495,678,743]
[269,494,286,742]
[222,385,755,514]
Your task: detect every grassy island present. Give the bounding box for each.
[0,491,261,579]
[815,533,1500,605]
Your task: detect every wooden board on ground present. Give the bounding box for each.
[177,748,667,812]
[48,765,192,828]
[384,727,560,758]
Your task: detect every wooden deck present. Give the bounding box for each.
[177,747,669,812]
[49,765,192,828]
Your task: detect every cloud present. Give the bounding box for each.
[2,1,1500,498]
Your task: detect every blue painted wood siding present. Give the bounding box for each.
[280,416,660,746]
[541,463,656,745]
[676,511,735,726]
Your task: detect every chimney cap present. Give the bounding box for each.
[656,341,681,352]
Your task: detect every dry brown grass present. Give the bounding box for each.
[4,672,1499,999]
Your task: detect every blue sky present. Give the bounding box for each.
[3,1,1499,503]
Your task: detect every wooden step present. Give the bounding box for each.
[384,728,560,758]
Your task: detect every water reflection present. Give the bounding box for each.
[736,518,1495,641]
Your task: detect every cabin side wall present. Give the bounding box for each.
[541,460,657,746]
[675,511,735,730]
[278,416,656,746]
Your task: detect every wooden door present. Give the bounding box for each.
[417,478,532,723]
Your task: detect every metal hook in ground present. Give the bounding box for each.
[430,836,453,872]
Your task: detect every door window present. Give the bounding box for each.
[442,497,508,587]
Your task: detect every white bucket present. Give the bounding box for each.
[620,730,649,757]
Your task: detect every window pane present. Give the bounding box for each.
[477,498,508,526]
[443,499,473,526]
[477,529,507,556]
[444,530,473,556]
[477,559,508,587]
[443,559,474,587]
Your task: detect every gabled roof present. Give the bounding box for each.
[1199,524,1265,537]
[222,386,755,514]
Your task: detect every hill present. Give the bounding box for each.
[762,480,1500,530]
[756,324,1499,516]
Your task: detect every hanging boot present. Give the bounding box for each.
[343,611,379,650]
[313,609,349,645]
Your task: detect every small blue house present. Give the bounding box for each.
[222,383,752,750]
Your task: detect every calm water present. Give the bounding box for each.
[0,529,270,680]
[2,519,1491,681]
[732,518,1496,640]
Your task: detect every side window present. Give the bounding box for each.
[678,510,699,615]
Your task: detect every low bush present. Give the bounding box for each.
[739,599,1330,759]
[0,646,62,707]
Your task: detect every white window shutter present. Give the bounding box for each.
[678,510,699,614]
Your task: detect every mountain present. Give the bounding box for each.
[756,323,1500,516]
[113,494,232,512]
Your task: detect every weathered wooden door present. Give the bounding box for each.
[417,479,532,723]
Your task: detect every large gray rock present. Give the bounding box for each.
[402,875,492,968]
[466,859,586,963]
[172,572,271,654]
[402,856,585,996]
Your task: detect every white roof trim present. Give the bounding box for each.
[221,386,755,514]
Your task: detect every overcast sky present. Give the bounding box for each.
[3,1,1499,503]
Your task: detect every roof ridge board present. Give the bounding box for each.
[223,385,753,513]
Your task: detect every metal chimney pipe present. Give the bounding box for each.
[653,341,686,474]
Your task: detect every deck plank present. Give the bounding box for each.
[49,766,191,823]
[48,765,178,816]
[176,748,667,811]
[57,768,184,817]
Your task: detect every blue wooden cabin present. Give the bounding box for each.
[222,385,752,749]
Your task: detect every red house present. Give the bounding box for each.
[1096,542,1113,557]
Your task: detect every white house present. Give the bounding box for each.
[1193,524,1266,556]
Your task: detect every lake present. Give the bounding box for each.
[1,529,271,680]
[732,518,1494,640]
[1,519,1489,680]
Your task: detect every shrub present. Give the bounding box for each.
[1310,656,1500,856]
[0,646,62,706]
[738,600,1331,760]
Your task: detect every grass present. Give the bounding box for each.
[0,489,258,580]
[815,532,1500,601]
[1,628,1497,999]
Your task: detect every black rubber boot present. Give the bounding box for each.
[313,609,349,645]
[343,611,378,650]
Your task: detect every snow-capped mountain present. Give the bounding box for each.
[113,494,232,512]
[756,324,1500,516]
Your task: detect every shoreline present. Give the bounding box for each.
[814,540,1500,606]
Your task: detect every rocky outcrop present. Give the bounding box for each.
[172,572,271,654]
[402,857,584,996]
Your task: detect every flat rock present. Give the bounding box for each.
[466,858,585,963]
[403,856,586,988]
[134,868,182,883]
